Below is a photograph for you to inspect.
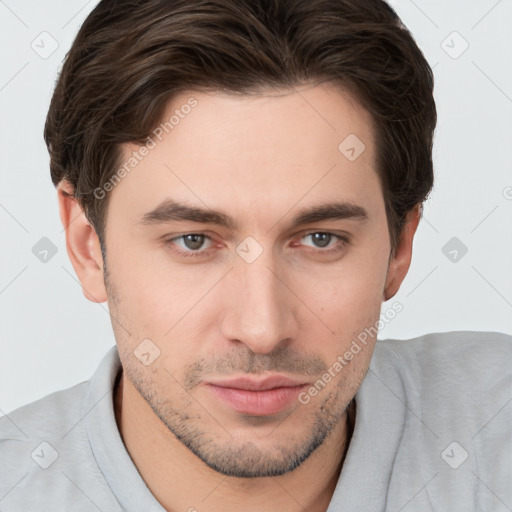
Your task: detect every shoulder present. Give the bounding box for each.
[1,345,120,445]
[0,381,90,497]
[370,330,512,434]
[0,380,89,442]
[374,330,512,382]
[0,379,119,510]
[368,331,512,508]
[363,331,512,510]
[0,346,125,510]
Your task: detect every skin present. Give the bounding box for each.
[57,82,420,512]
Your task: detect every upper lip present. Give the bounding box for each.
[205,375,308,391]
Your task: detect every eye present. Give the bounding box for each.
[165,233,214,258]
[298,232,348,253]
[164,231,349,259]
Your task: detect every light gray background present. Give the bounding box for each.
[1,0,511,415]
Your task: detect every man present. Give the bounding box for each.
[1,0,510,510]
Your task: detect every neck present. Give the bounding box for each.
[114,370,355,512]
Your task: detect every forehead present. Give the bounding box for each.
[157,83,376,161]
[110,83,381,231]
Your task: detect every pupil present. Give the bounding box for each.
[313,233,330,248]
[185,234,204,250]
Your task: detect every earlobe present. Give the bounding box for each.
[57,180,107,303]
[383,205,421,301]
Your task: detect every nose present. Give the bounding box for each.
[220,251,298,354]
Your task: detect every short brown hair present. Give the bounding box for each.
[44,0,436,254]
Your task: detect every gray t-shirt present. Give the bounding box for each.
[1,331,511,511]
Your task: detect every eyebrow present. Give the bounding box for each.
[137,199,368,231]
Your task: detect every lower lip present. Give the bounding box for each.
[205,384,308,416]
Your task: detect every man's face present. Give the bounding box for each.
[103,83,393,477]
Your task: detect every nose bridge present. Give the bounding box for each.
[220,244,296,353]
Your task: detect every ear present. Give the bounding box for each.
[57,180,107,303]
[383,204,421,301]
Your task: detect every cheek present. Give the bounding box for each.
[106,256,216,370]
[310,250,388,318]
[297,246,388,369]
[107,239,194,325]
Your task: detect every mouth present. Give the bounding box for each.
[204,376,309,416]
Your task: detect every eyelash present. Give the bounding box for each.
[163,231,349,259]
